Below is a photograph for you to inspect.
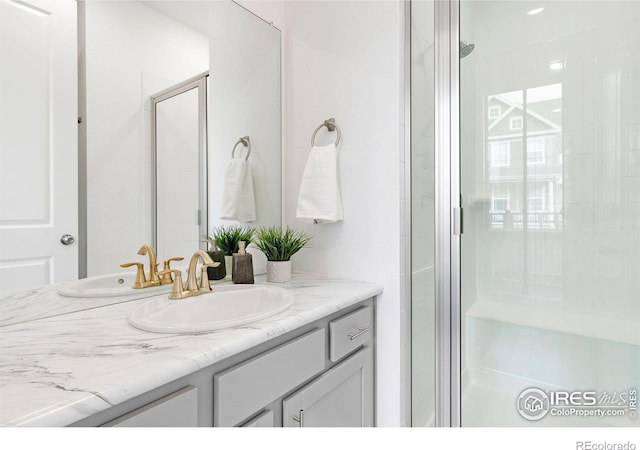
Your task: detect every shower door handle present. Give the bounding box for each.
[453,207,463,235]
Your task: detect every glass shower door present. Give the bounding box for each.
[152,74,209,259]
[460,0,640,426]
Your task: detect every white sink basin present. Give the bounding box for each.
[58,272,172,298]
[128,285,294,334]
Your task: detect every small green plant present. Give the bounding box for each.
[205,225,255,256]
[254,227,312,261]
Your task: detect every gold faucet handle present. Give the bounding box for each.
[160,257,184,285]
[158,269,188,300]
[199,262,220,292]
[120,262,146,289]
[163,257,184,270]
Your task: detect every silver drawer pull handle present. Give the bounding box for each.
[348,326,371,341]
[292,409,304,427]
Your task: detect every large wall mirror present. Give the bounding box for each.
[84,0,282,276]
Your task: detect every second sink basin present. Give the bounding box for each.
[127,284,295,334]
[58,272,172,299]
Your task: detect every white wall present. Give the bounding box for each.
[281,1,406,426]
[85,1,208,275]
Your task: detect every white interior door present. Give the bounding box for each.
[0,0,78,292]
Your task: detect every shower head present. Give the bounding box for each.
[460,40,475,58]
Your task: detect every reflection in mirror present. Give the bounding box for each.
[85,0,281,277]
[152,73,209,259]
[207,1,282,252]
[0,0,78,293]
[0,0,280,317]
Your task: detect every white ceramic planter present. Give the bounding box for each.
[267,260,291,283]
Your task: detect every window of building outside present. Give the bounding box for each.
[527,137,545,164]
[486,84,562,231]
[492,197,509,212]
[489,141,510,167]
[488,105,501,119]
[510,116,523,130]
[527,196,545,212]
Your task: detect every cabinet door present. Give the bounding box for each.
[282,347,373,427]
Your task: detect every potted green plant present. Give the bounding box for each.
[254,226,312,282]
[205,225,255,278]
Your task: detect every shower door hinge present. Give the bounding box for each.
[453,207,463,235]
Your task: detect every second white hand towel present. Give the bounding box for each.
[220,159,256,222]
[296,143,343,224]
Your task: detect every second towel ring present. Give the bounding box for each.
[232,136,251,161]
[311,118,341,147]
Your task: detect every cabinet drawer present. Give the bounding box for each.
[329,305,373,362]
[214,328,326,426]
[102,386,198,427]
[241,409,274,427]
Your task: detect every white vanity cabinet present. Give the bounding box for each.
[72,299,374,428]
[281,306,374,427]
[221,303,375,427]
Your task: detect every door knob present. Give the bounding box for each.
[60,234,75,245]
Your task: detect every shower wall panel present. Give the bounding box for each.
[460,0,640,426]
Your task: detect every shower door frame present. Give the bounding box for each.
[150,72,209,253]
[433,0,462,427]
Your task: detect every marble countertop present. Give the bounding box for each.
[0,275,382,427]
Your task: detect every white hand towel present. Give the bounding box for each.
[296,143,343,224]
[220,159,256,222]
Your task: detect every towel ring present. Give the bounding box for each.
[232,136,251,161]
[311,118,341,147]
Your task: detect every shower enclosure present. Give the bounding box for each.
[411,0,640,427]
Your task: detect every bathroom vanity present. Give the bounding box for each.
[0,275,381,427]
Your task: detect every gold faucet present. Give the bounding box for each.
[121,245,183,289]
[137,244,160,286]
[159,250,220,300]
